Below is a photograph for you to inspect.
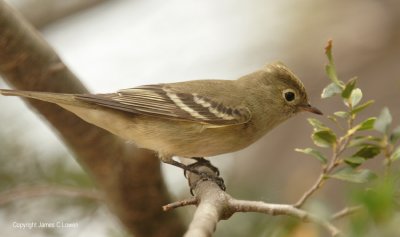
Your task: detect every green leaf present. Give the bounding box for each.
[327,115,337,124]
[312,130,337,148]
[324,40,344,88]
[374,107,392,134]
[295,148,327,164]
[351,100,374,114]
[391,147,400,161]
[321,83,342,98]
[390,126,400,144]
[307,118,328,131]
[344,156,366,167]
[325,64,338,84]
[349,88,363,107]
[348,136,380,148]
[341,77,357,99]
[347,118,376,136]
[353,145,381,159]
[334,111,349,118]
[329,167,377,183]
[344,156,365,164]
[357,117,376,131]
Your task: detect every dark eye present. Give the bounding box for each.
[284,91,295,102]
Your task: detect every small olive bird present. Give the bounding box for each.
[0,62,321,174]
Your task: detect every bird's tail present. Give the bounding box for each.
[0,89,79,105]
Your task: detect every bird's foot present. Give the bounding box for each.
[185,157,220,176]
[185,157,225,195]
[161,157,225,195]
[184,157,226,195]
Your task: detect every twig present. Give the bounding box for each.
[0,184,103,206]
[331,205,362,221]
[294,173,326,208]
[231,199,340,237]
[163,197,198,211]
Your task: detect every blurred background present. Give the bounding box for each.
[1,0,399,236]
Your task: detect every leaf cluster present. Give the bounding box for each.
[296,40,400,184]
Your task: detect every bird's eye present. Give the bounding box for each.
[283,89,296,102]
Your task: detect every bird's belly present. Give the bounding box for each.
[127,118,253,158]
[136,133,240,158]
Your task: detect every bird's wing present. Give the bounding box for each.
[75,84,251,126]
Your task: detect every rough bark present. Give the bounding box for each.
[0,1,185,236]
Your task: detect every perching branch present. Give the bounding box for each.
[165,164,341,237]
[0,2,184,236]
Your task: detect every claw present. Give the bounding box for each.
[187,157,220,176]
[162,157,225,195]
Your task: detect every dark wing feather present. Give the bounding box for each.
[75,84,251,126]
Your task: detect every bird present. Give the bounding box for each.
[0,62,322,175]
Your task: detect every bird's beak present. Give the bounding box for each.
[298,104,323,115]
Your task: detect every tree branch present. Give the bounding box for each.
[0,2,184,236]
[168,164,341,237]
[184,173,230,237]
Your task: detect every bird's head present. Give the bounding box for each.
[260,62,322,117]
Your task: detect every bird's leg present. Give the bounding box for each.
[160,156,204,176]
[160,156,226,194]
